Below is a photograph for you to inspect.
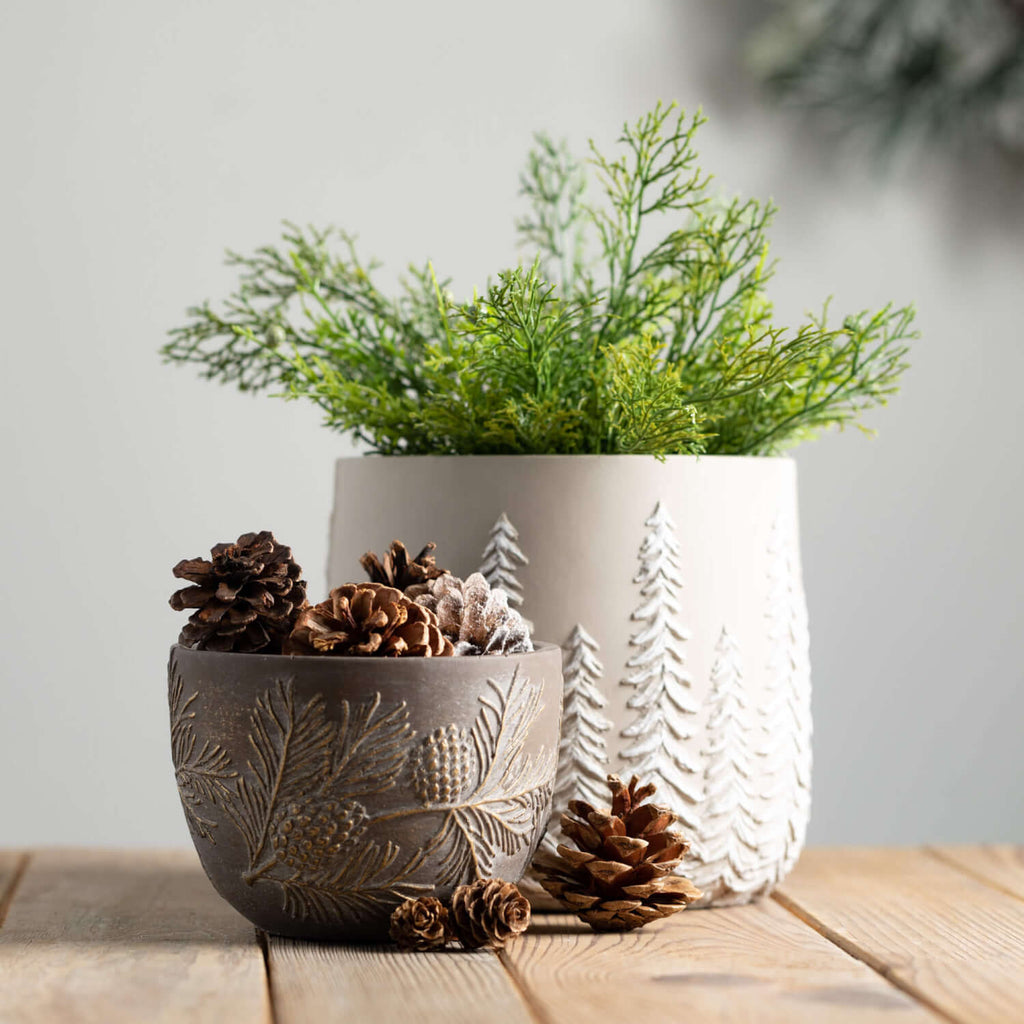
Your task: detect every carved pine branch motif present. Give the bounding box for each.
[169,673,237,843]
[410,669,555,886]
[170,670,552,924]
[212,678,427,921]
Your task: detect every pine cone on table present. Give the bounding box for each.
[450,878,531,950]
[360,540,449,593]
[532,774,702,932]
[169,530,307,653]
[284,582,453,657]
[389,896,453,952]
[414,573,532,655]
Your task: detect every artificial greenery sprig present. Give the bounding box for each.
[163,102,915,456]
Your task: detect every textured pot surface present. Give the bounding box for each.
[330,455,812,906]
[169,642,562,940]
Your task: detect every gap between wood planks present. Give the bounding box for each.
[497,947,554,1024]
[0,853,30,931]
[257,930,280,1024]
[774,843,991,1024]
[770,884,960,1024]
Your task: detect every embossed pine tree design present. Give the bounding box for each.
[479,513,528,609]
[686,626,763,902]
[543,624,612,851]
[619,501,701,829]
[757,510,813,886]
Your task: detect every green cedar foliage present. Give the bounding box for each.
[163,103,915,456]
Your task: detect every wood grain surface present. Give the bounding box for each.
[0,849,269,1024]
[774,847,1024,1024]
[268,935,534,1024]
[2,847,1024,1024]
[503,902,937,1023]
[927,845,1024,903]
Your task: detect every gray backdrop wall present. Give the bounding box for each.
[2,0,1021,847]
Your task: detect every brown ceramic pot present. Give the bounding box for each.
[169,642,562,941]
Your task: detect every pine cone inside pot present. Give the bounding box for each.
[389,896,452,952]
[169,530,307,653]
[284,582,453,657]
[532,774,702,932]
[450,878,531,950]
[415,573,532,655]
[360,540,449,592]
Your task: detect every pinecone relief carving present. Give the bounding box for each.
[412,725,473,806]
[270,799,368,872]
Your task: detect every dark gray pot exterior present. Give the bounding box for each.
[168,643,562,941]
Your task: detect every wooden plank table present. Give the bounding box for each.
[1,847,1022,1023]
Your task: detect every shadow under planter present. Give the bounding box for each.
[168,642,563,941]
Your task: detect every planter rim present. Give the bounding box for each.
[170,641,560,665]
[338,453,794,464]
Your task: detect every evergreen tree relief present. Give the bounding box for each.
[686,627,764,902]
[479,513,529,609]
[757,510,813,885]
[619,501,701,829]
[542,624,612,852]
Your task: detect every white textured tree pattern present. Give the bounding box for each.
[479,513,529,609]
[542,624,612,852]
[619,501,701,830]
[757,510,813,886]
[686,626,764,903]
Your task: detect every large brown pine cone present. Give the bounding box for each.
[170,531,307,653]
[360,540,449,592]
[450,878,531,950]
[532,774,702,932]
[414,573,532,655]
[389,896,453,952]
[284,582,453,657]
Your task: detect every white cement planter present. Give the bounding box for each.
[329,455,811,906]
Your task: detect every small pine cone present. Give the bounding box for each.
[389,896,452,952]
[284,583,454,657]
[270,799,366,872]
[532,774,702,932]
[450,878,531,950]
[411,725,473,805]
[360,540,450,593]
[170,531,307,653]
[415,573,532,656]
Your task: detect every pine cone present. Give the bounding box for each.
[361,540,450,592]
[411,725,474,805]
[532,774,702,932]
[415,573,532,655]
[389,896,452,952]
[270,798,366,872]
[170,531,307,653]
[284,583,454,657]
[450,878,531,950]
